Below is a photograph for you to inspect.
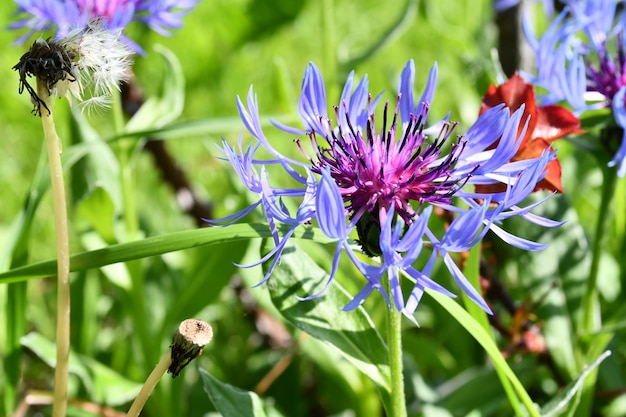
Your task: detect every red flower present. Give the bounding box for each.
[479,73,581,193]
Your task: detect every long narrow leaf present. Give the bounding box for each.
[1,147,49,416]
[460,245,525,416]
[0,224,332,283]
[541,350,611,417]
[428,290,540,417]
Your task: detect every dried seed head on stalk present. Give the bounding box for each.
[13,20,133,116]
[168,319,213,378]
[13,37,79,115]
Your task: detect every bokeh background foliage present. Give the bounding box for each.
[0,0,625,416]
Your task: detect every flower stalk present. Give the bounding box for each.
[575,163,617,417]
[126,350,173,417]
[580,164,616,334]
[37,79,71,417]
[110,89,155,370]
[126,319,212,417]
[13,29,133,417]
[387,300,407,417]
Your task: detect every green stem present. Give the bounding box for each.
[127,349,172,417]
[580,165,616,335]
[575,165,617,417]
[113,91,140,241]
[37,81,71,417]
[111,91,156,383]
[387,299,407,417]
[4,283,26,415]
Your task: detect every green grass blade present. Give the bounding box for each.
[1,148,48,416]
[0,224,332,283]
[428,290,540,417]
[460,245,525,417]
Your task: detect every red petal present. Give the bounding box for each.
[516,138,563,193]
[535,159,564,193]
[480,74,537,147]
[533,105,582,143]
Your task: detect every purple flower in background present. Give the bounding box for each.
[524,0,626,175]
[10,0,199,52]
[215,60,561,315]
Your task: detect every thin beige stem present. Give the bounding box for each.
[37,81,71,417]
[126,350,173,417]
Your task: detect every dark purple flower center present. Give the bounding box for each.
[587,34,626,105]
[297,98,474,255]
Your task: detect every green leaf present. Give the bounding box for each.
[342,0,418,69]
[577,107,614,131]
[427,291,540,417]
[461,245,524,417]
[265,240,392,411]
[1,148,48,416]
[0,224,332,284]
[540,351,611,417]
[433,365,512,414]
[494,189,591,381]
[300,336,382,417]
[126,45,185,132]
[0,149,48,272]
[104,116,259,143]
[21,332,141,406]
[420,404,455,417]
[77,186,117,244]
[162,240,250,331]
[200,368,268,417]
[70,110,122,209]
[80,231,131,290]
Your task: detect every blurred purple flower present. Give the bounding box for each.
[214,60,560,315]
[524,0,626,175]
[10,0,199,52]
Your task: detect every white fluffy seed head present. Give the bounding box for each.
[51,65,82,103]
[62,20,134,112]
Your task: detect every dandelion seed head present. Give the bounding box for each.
[13,20,133,114]
[64,21,133,107]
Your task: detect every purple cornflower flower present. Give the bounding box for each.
[524,0,626,176]
[10,0,198,52]
[215,61,560,315]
